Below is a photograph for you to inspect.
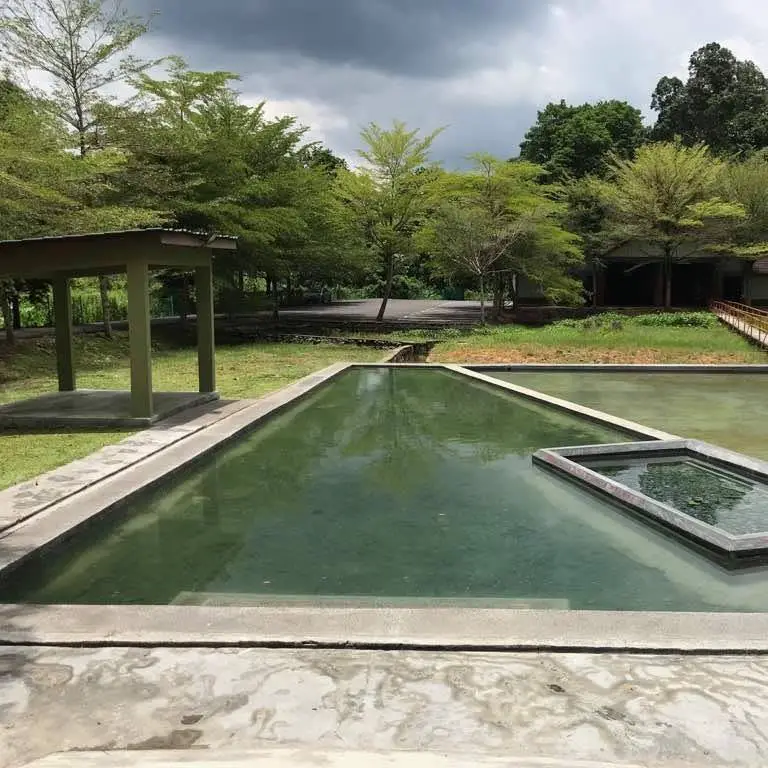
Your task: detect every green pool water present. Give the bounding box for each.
[2,367,768,612]
[582,456,768,536]
[489,371,768,460]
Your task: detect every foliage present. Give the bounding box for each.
[720,153,768,255]
[337,120,443,320]
[519,100,646,180]
[651,43,768,155]
[602,141,746,307]
[420,155,584,321]
[554,311,720,330]
[0,0,158,156]
[102,60,368,309]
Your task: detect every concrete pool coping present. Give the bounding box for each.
[463,363,768,373]
[3,362,768,652]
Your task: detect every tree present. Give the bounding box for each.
[519,100,646,180]
[420,155,583,321]
[722,153,768,248]
[0,78,162,341]
[1,0,159,337]
[651,43,768,154]
[337,120,443,320]
[603,142,746,308]
[563,176,614,306]
[103,61,367,318]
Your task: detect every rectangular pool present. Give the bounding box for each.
[486,371,768,460]
[2,367,768,612]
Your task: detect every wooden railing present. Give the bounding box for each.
[710,300,768,347]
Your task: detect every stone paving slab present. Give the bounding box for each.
[0,398,254,533]
[2,647,767,768]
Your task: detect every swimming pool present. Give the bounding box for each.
[3,366,768,613]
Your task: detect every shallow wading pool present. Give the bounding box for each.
[2,366,768,614]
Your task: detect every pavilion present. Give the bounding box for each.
[0,229,237,428]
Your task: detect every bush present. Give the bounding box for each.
[631,312,719,328]
[552,311,718,332]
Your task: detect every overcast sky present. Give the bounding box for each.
[125,0,768,167]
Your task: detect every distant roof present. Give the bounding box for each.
[0,228,238,246]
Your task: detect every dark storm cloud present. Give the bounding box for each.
[130,0,550,77]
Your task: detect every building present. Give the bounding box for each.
[517,241,768,308]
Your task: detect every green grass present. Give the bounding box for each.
[428,315,766,364]
[0,334,385,490]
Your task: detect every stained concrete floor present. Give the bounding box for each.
[0,390,219,429]
[2,647,768,768]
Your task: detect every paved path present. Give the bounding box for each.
[4,301,484,343]
[2,647,767,768]
[272,300,483,324]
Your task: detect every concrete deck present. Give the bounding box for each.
[0,390,219,429]
[19,748,711,767]
[3,647,768,768]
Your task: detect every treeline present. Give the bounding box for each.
[1,2,768,337]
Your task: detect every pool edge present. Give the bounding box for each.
[2,603,768,654]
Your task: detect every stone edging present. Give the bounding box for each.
[445,365,677,441]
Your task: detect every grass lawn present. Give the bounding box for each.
[0,333,385,490]
[426,317,766,364]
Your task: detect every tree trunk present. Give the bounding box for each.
[0,282,15,345]
[492,273,504,319]
[377,251,395,322]
[11,294,21,329]
[272,278,280,322]
[509,272,519,309]
[179,276,190,328]
[591,260,599,308]
[479,273,486,325]
[663,249,673,309]
[98,275,113,338]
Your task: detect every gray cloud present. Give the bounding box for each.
[124,0,768,167]
[131,0,550,77]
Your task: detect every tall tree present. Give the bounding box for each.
[1,0,158,337]
[0,78,161,341]
[651,43,768,154]
[420,155,583,321]
[104,61,367,317]
[337,120,443,320]
[519,100,646,181]
[604,142,745,308]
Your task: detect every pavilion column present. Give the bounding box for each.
[52,275,75,392]
[126,260,153,418]
[195,263,216,393]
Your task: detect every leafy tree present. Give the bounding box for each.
[104,61,366,317]
[721,152,768,251]
[420,155,583,321]
[0,78,161,341]
[651,43,768,154]
[603,141,746,308]
[563,176,614,306]
[519,100,646,180]
[1,0,159,336]
[337,120,443,320]
[0,0,157,157]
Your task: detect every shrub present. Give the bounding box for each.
[631,312,719,328]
